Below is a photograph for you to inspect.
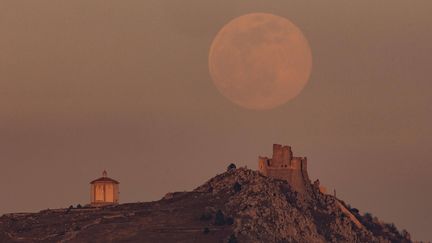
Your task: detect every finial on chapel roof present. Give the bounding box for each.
[102,170,107,177]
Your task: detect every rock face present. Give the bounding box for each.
[0,168,411,243]
[195,168,411,243]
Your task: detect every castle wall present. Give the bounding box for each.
[282,146,292,164]
[290,157,302,169]
[272,144,283,165]
[258,157,269,176]
[258,144,311,193]
[300,157,311,185]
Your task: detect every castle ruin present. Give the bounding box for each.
[258,144,311,193]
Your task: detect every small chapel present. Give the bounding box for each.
[90,170,120,206]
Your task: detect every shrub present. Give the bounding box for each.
[385,223,398,233]
[76,204,82,209]
[200,212,212,221]
[227,163,237,172]
[228,234,238,243]
[363,212,372,221]
[225,217,234,225]
[233,182,242,193]
[401,229,411,240]
[66,205,73,214]
[350,208,359,214]
[214,210,225,226]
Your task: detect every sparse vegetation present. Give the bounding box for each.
[356,211,410,242]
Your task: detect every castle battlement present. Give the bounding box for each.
[258,144,311,193]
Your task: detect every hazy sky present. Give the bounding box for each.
[1,0,431,240]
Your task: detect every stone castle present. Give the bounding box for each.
[258,144,311,193]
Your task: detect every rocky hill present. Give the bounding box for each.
[0,167,412,243]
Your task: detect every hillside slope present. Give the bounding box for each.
[0,168,411,243]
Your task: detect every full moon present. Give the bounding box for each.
[209,13,312,110]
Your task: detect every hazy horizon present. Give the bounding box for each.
[1,1,431,241]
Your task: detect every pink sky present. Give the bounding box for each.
[0,1,431,241]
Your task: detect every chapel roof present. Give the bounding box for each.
[90,170,119,184]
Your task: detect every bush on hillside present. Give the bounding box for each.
[227,163,237,172]
[214,210,225,226]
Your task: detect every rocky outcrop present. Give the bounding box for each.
[195,167,411,243]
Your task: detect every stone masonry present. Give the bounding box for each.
[258,144,311,193]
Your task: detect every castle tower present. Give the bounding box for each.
[90,170,120,206]
[258,144,310,193]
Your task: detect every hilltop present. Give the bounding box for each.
[0,167,412,243]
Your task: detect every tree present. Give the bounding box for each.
[228,234,238,243]
[350,208,359,214]
[401,229,411,240]
[200,212,212,221]
[363,212,372,221]
[225,217,234,225]
[386,223,398,233]
[66,205,73,214]
[227,163,237,172]
[233,182,242,193]
[214,210,225,226]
